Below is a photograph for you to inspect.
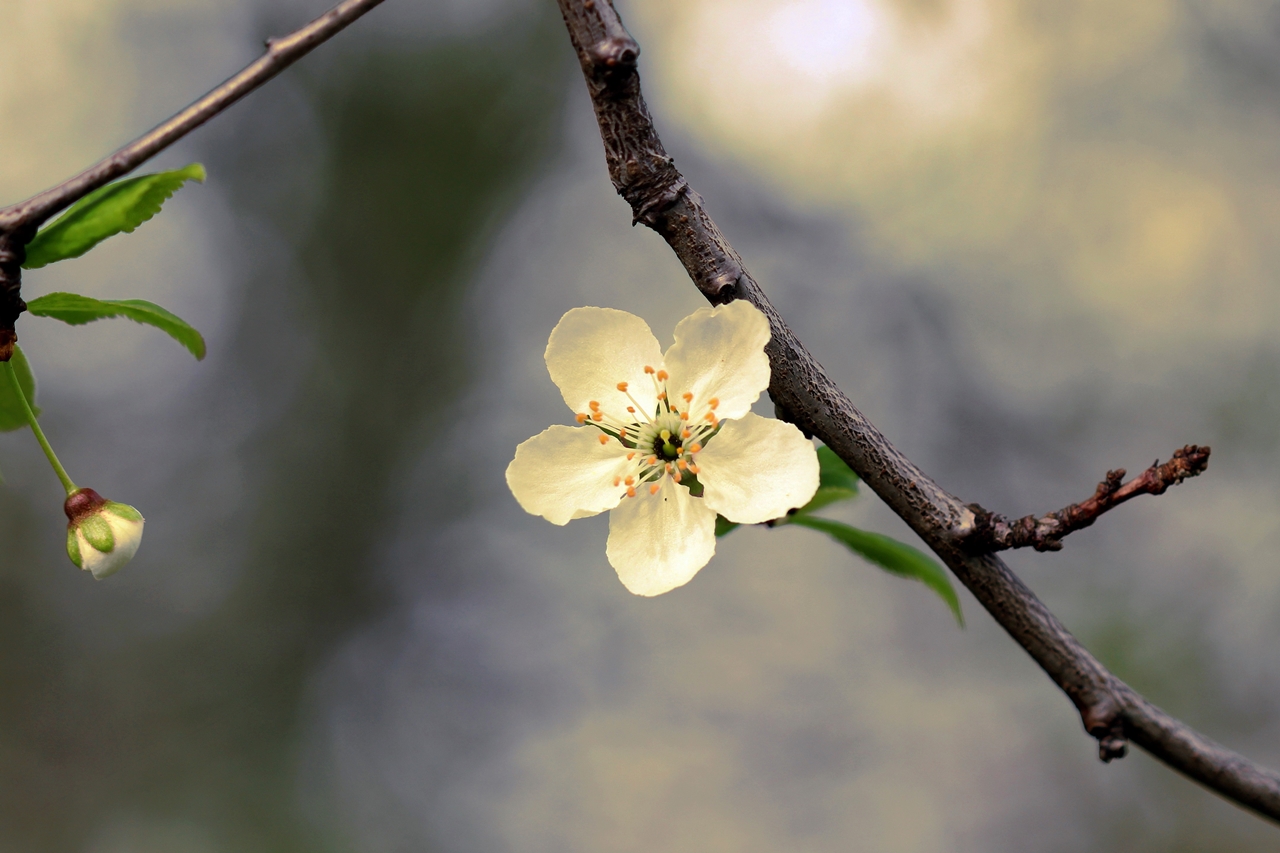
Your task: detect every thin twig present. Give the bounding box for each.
[0,0,386,360]
[965,445,1212,553]
[555,0,1280,824]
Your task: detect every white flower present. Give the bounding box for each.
[506,301,819,596]
[64,488,145,579]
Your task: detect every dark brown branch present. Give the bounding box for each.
[965,445,1212,553]
[0,0,386,360]
[556,0,1280,824]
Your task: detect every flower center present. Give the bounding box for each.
[573,367,724,500]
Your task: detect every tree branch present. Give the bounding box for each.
[965,445,1212,553]
[556,0,1280,824]
[0,0,386,360]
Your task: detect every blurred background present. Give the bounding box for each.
[2,0,1279,849]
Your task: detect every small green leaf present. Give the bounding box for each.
[0,345,39,432]
[714,515,739,538]
[790,515,963,626]
[817,445,860,492]
[26,293,206,360]
[792,445,861,515]
[23,163,206,269]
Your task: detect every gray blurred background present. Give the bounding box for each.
[2,0,1279,850]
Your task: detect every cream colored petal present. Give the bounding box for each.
[697,413,819,524]
[663,300,771,420]
[506,426,630,525]
[544,307,662,418]
[606,477,717,596]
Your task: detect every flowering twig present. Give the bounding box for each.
[555,0,1280,823]
[0,0,386,360]
[964,445,1212,553]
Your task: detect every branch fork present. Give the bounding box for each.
[963,445,1212,554]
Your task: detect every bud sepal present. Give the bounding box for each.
[64,488,145,579]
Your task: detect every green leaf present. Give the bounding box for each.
[790,515,963,626]
[714,515,739,538]
[792,445,861,515]
[26,293,206,360]
[23,163,206,269]
[817,445,860,492]
[0,345,39,432]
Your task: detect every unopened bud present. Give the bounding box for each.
[64,488,145,579]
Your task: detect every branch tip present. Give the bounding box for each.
[962,445,1211,554]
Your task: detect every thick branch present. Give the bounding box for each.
[0,0,385,360]
[557,0,1280,824]
[965,445,1211,553]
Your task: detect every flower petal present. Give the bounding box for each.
[545,307,662,418]
[506,425,630,525]
[606,477,717,596]
[697,413,820,524]
[663,300,771,420]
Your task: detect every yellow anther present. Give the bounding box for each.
[613,476,622,487]
[708,398,719,410]
[704,413,717,423]
[627,452,636,460]
[657,392,667,401]
[644,365,655,375]
[682,392,693,403]
[575,413,588,424]
[665,463,672,473]
[688,463,699,474]
[627,406,636,413]
[626,486,637,498]
[673,471,682,483]
[681,428,691,439]
[656,370,668,381]
[598,434,609,445]
[659,429,672,441]
[677,459,687,470]
[617,381,629,392]
[589,400,600,411]
[592,412,604,421]
[650,483,660,495]
[689,443,702,453]
[647,455,658,466]
[680,411,689,421]
[624,476,635,486]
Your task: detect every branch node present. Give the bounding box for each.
[1082,700,1129,762]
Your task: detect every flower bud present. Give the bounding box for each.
[63,488,145,579]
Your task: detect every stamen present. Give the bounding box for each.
[616,381,629,392]
[681,428,691,439]
[613,476,621,487]
[680,412,689,421]
[627,486,637,498]
[682,392,693,403]
[677,459,687,470]
[688,463,699,474]
[592,412,604,421]
[575,413,589,424]
[673,470,682,483]
[656,370,669,381]
[665,463,672,473]
[647,455,658,466]
[650,483,660,495]
[624,476,635,486]
[627,406,636,413]
[689,443,702,453]
[708,398,719,410]
[704,413,718,424]
[598,434,609,445]
[644,365,655,375]
[627,452,636,460]
[589,401,600,411]
[657,392,667,401]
